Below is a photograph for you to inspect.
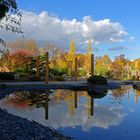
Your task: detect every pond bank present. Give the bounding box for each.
[1,81,129,91]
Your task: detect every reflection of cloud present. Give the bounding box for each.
[129,36,135,42]
[0,98,126,132]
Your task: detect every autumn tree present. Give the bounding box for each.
[95,54,111,77]
[0,49,11,72]
[77,54,85,68]
[6,39,26,53]
[65,40,76,75]
[0,48,32,72]
[26,39,38,55]
[44,44,67,72]
[110,55,129,80]
[134,60,139,80]
[6,39,38,54]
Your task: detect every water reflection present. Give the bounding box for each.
[1,86,140,139]
[41,89,105,119]
[0,88,127,132]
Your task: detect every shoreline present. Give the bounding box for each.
[1,80,134,91]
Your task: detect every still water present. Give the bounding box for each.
[0,85,140,140]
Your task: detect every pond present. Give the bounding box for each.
[0,85,140,140]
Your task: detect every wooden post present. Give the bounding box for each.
[91,54,94,77]
[45,52,49,84]
[74,57,78,81]
[36,56,40,81]
[45,90,49,120]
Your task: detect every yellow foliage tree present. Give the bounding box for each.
[135,60,139,80]
[65,40,76,75]
[84,39,92,73]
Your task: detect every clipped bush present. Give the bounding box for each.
[19,73,28,78]
[28,75,38,81]
[0,83,6,89]
[87,75,108,85]
[53,76,65,81]
[0,72,15,80]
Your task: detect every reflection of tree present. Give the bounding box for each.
[2,91,51,109]
[87,96,94,117]
[133,89,140,103]
[2,89,110,120]
[134,88,140,96]
[50,90,77,116]
[49,90,91,116]
[111,86,131,99]
[3,91,34,109]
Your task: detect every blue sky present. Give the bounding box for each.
[15,0,140,60]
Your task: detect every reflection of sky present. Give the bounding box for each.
[0,95,125,132]
[1,86,140,140]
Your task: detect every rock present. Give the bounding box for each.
[87,75,108,85]
[87,75,108,97]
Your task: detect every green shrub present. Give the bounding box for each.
[87,75,108,85]
[78,68,86,77]
[13,67,28,73]
[0,72,15,80]
[50,68,67,76]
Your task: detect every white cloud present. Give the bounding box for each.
[0,11,128,50]
[129,36,135,41]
